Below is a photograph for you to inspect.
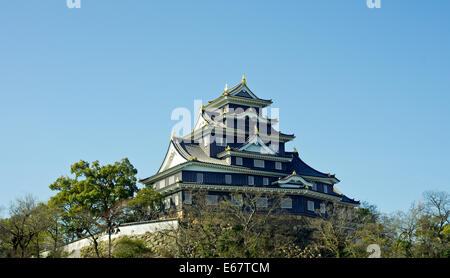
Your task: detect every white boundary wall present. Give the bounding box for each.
[48,219,178,258]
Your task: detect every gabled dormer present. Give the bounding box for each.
[239,134,277,155]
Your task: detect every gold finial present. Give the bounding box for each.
[171,130,175,140]
[175,177,180,183]
[293,170,297,175]
[225,146,231,151]
[305,185,309,190]
[293,147,298,153]
[201,105,205,110]
[328,173,331,177]
[254,124,259,135]
[223,83,229,95]
[242,74,246,85]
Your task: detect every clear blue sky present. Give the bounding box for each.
[1,0,449,216]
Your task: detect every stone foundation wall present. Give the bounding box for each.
[50,219,178,258]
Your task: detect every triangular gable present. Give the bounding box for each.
[158,141,188,173]
[275,175,314,188]
[235,90,253,99]
[239,135,276,155]
[193,110,208,131]
[230,84,259,99]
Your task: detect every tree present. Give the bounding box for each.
[415,191,450,257]
[125,186,163,222]
[308,204,359,258]
[162,192,309,258]
[0,195,51,257]
[49,158,138,257]
[384,191,450,258]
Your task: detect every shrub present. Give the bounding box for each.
[112,237,153,258]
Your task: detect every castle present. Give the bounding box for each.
[140,76,359,216]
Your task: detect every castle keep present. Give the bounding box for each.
[140,76,359,216]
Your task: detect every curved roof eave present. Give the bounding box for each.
[287,152,340,183]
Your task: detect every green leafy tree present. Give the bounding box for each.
[49,158,138,257]
[125,186,163,222]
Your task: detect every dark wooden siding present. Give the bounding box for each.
[182,170,279,186]
[168,190,331,216]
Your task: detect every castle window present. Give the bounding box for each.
[225,174,232,184]
[216,137,226,147]
[164,197,171,209]
[307,200,315,212]
[275,162,282,170]
[236,157,243,166]
[281,198,292,209]
[320,203,326,214]
[205,195,218,206]
[196,173,204,183]
[248,176,254,186]
[184,192,192,205]
[256,197,268,208]
[254,159,265,168]
[263,177,269,186]
[311,182,317,191]
[324,185,328,194]
[159,180,165,189]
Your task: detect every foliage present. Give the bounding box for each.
[124,186,163,222]
[48,158,139,257]
[1,163,448,259]
[112,236,153,258]
[0,195,54,257]
[161,192,314,258]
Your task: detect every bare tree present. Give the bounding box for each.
[160,191,305,258]
[0,195,51,257]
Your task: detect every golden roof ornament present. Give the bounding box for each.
[242,74,246,85]
[254,124,259,135]
[292,170,297,175]
[223,83,229,95]
[225,146,231,151]
[328,173,331,177]
[175,177,180,183]
[170,131,175,140]
[293,147,298,153]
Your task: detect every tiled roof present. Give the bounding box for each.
[174,139,228,166]
[340,195,360,205]
[287,152,338,180]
